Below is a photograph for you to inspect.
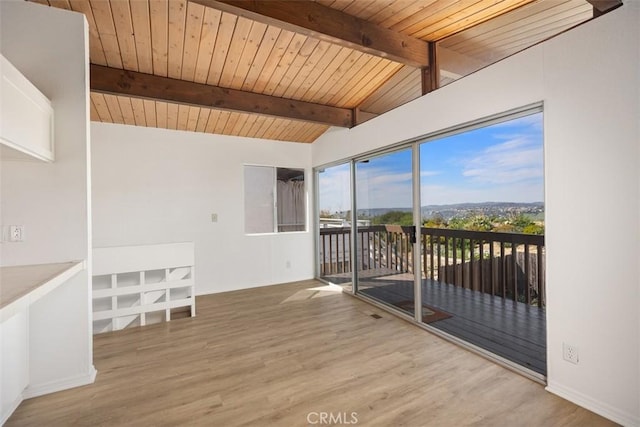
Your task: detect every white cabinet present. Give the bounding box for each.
[0,54,54,162]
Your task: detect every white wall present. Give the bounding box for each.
[91,123,314,295]
[0,0,94,397]
[313,6,640,426]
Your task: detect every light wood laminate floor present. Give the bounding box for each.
[7,280,614,426]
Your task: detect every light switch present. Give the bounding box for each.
[211,213,218,223]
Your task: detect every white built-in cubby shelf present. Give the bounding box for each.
[92,242,195,334]
[0,54,54,162]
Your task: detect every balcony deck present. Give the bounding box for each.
[322,268,546,375]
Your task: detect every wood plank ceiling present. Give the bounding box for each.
[30,0,607,143]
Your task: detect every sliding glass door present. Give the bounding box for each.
[354,149,416,316]
[315,106,546,377]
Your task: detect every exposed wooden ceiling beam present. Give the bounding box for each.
[90,64,353,128]
[189,0,430,68]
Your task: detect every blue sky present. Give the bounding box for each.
[319,113,544,212]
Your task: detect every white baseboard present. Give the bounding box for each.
[546,381,640,427]
[1,393,24,426]
[23,365,97,399]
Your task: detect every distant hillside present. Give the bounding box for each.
[354,202,544,220]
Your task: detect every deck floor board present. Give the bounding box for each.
[323,269,547,375]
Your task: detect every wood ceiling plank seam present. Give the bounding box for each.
[258,25,311,97]
[321,0,354,12]
[229,21,268,88]
[143,99,157,127]
[280,39,329,99]
[129,0,154,74]
[376,0,437,28]
[405,0,488,40]
[186,106,201,130]
[149,0,169,76]
[212,110,232,134]
[167,103,179,129]
[167,0,188,79]
[401,0,481,37]
[181,1,206,81]
[377,68,422,108]
[176,104,191,130]
[279,122,303,141]
[130,97,148,126]
[205,11,238,86]
[116,96,136,126]
[364,0,419,25]
[230,112,251,135]
[291,43,344,101]
[204,108,220,133]
[254,116,276,139]
[103,93,125,124]
[110,0,140,71]
[247,114,268,136]
[90,93,113,122]
[48,0,72,10]
[314,0,335,7]
[272,118,299,141]
[297,123,322,143]
[305,125,330,143]
[389,0,458,35]
[289,124,311,143]
[90,97,100,121]
[335,59,401,107]
[452,4,591,56]
[440,0,574,49]
[262,33,309,96]
[155,100,168,128]
[195,108,210,132]
[222,111,241,134]
[314,49,366,105]
[441,0,578,51]
[68,0,108,66]
[472,14,591,60]
[359,65,416,106]
[239,25,282,92]
[89,0,124,68]
[237,112,259,137]
[418,0,536,41]
[342,0,381,18]
[249,29,296,93]
[325,53,377,106]
[354,0,397,21]
[218,16,255,88]
[460,5,592,56]
[193,7,222,83]
[375,79,422,114]
[258,117,282,140]
[302,47,356,103]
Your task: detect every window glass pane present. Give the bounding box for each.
[244,165,275,233]
[276,168,305,232]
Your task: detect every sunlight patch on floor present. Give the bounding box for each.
[280,283,343,303]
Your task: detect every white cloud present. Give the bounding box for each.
[460,137,543,185]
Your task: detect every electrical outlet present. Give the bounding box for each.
[9,225,25,242]
[563,342,579,364]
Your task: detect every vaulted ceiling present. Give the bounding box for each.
[31,0,619,143]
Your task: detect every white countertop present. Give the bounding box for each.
[0,261,85,321]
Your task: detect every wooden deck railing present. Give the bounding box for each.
[319,225,545,307]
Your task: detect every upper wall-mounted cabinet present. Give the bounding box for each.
[1,54,54,162]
